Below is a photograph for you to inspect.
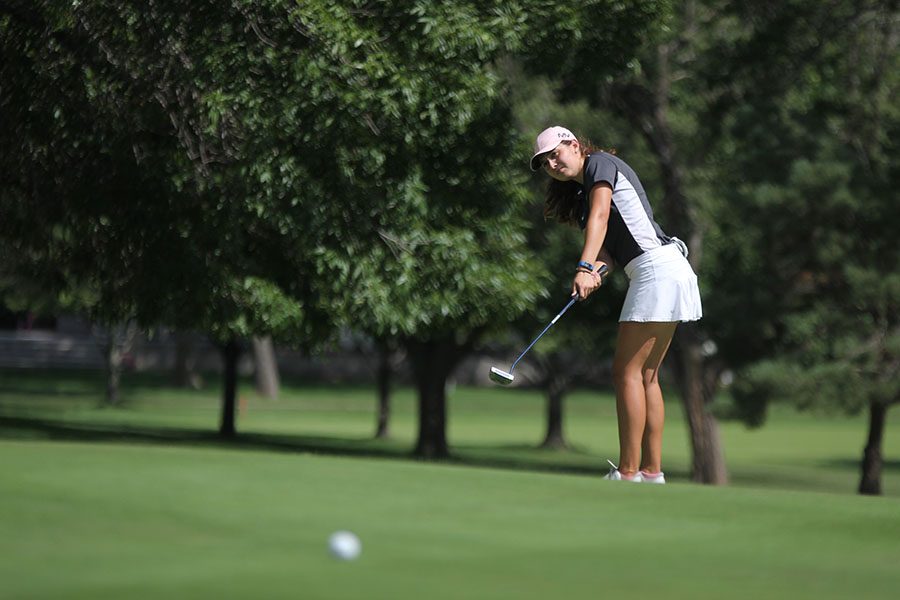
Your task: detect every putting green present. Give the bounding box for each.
[1,440,898,599]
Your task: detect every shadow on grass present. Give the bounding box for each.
[820,457,900,472]
[0,414,622,479]
[0,386,97,397]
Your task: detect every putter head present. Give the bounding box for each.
[489,367,515,386]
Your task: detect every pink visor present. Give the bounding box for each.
[530,126,576,171]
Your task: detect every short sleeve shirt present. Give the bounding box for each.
[580,152,671,268]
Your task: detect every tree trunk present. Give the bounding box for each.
[375,341,393,439]
[858,400,887,496]
[252,336,280,400]
[105,339,123,407]
[98,321,138,408]
[672,323,728,483]
[640,99,727,483]
[414,373,448,458]
[220,338,240,438]
[540,369,568,450]
[405,338,466,459]
[173,332,196,388]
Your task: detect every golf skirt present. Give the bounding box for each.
[620,243,703,323]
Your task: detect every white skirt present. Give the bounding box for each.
[619,243,703,323]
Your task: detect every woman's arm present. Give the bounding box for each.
[572,182,612,299]
[580,183,612,266]
[596,246,615,273]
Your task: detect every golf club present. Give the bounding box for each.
[490,264,608,385]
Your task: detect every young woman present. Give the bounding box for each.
[530,126,702,483]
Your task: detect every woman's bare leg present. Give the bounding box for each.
[612,321,677,477]
[639,324,675,474]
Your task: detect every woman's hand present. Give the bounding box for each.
[572,267,604,300]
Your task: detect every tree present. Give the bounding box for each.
[252,336,280,400]
[1,1,668,453]
[1,0,513,434]
[1,1,321,436]
[328,1,668,458]
[95,320,139,408]
[345,105,545,458]
[373,336,400,439]
[701,0,899,494]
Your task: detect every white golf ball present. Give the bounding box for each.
[328,530,361,561]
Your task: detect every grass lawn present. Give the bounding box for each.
[1,369,899,599]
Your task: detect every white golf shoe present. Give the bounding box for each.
[602,460,642,482]
[639,471,666,484]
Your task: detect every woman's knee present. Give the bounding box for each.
[613,360,644,388]
[642,368,661,388]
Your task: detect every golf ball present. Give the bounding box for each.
[328,531,361,561]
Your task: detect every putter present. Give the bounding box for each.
[490,264,608,385]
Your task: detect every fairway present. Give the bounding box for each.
[1,371,899,598]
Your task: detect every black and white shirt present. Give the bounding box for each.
[579,152,671,268]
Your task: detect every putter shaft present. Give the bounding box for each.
[508,295,578,373]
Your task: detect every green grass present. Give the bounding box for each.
[1,369,899,599]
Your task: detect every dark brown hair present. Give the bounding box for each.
[543,138,615,226]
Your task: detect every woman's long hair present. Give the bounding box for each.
[543,138,614,226]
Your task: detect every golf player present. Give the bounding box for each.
[530,126,702,483]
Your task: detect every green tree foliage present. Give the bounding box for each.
[701,0,899,493]
[704,0,898,408]
[0,1,313,341]
[0,1,667,450]
[0,0,536,332]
